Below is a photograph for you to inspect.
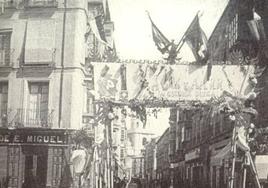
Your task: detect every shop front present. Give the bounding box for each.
[0,128,72,188]
[209,139,231,188]
[209,138,245,188]
[184,147,205,188]
[170,161,185,187]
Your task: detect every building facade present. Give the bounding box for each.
[127,112,155,179]
[155,127,170,188]
[0,0,115,187]
[112,106,128,179]
[144,137,157,188]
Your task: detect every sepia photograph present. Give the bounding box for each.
[0,0,268,187]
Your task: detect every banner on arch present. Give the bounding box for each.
[92,62,255,102]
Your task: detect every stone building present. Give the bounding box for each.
[155,127,170,188]
[111,106,128,179]
[127,112,155,179]
[144,137,157,188]
[0,0,115,187]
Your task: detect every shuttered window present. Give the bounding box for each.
[27,82,49,127]
[0,32,11,66]
[228,14,238,48]
[25,20,56,64]
[0,83,8,126]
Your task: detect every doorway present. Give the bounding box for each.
[22,146,48,188]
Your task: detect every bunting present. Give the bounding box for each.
[88,12,112,48]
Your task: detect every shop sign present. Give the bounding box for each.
[0,130,68,144]
[185,148,200,161]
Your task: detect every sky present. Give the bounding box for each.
[107,0,229,136]
[145,108,171,137]
[109,0,229,61]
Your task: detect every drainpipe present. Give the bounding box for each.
[58,0,67,128]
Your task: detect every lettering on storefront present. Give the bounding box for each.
[0,134,67,144]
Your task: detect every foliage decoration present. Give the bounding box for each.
[71,128,94,149]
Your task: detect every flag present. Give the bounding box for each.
[105,41,118,62]
[184,14,208,62]
[88,14,112,61]
[147,12,171,54]
[247,10,266,41]
[247,11,268,60]
[97,65,118,98]
[88,13,111,48]
[247,18,266,42]
[95,14,107,42]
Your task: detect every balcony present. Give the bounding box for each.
[0,109,8,127]
[24,0,58,8]
[0,108,54,128]
[88,0,103,4]
[0,0,22,8]
[0,49,14,67]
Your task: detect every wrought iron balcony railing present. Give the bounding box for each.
[0,0,21,8]
[0,49,14,67]
[0,108,9,128]
[1,108,54,128]
[24,0,58,8]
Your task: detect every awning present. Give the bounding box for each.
[255,155,268,180]
[210,142,231,166]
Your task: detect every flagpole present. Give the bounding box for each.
[229,127,237,188]
[242,153,247,188]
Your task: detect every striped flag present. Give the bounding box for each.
[147,12,171,54]
[184,14,208,63]
[247,11,266,42]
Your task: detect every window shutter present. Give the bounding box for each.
[25,20,56,64]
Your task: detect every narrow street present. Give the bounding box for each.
[0,0,268,188]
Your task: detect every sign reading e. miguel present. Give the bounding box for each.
[0,130,69,144]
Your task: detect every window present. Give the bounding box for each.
[181,126,185,142]
[121,129,125,141]
[0,32,11,66]
[84,90,95,115]
[228,14,238,48]
[27,82,49,127]
[0,82,8,126]
[105,29,112,37]
[142,137,147,145]
[185,127,191,142]
[120,148,124,159]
